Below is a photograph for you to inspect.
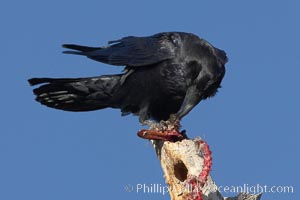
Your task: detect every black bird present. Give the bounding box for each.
[28,32,227,126]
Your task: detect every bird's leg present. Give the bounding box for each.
[168,114,181,130]
[158,114,180,130]
[142,119,161,130]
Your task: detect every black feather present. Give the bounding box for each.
[29,32,228,122]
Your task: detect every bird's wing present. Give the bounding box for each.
[63,32,181,67]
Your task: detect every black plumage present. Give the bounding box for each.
[28,32,228,123]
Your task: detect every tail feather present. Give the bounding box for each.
[28,76,120,112]
[62,44,102,55]
[62,43,113,64]
[29,78,73,86]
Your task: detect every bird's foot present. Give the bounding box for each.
[159,114,181,131]
[142,119,161,130]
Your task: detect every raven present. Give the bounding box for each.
[28,32,227,126]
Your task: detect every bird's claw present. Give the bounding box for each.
[158,114,181,131]
[142,119,160,129]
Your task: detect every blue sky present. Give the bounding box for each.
[1,0,299,200]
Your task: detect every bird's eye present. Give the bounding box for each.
[171,34,180,46]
